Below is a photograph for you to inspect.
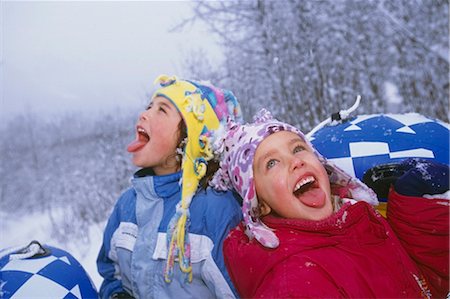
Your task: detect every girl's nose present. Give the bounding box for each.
[290,156,305,171]
[139,110,149,121]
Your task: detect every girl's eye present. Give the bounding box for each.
[159,106,166,113]
[146,103,153,110]
[266,159,277,169]
[293,145,305,154]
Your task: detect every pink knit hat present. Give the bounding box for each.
[211,109,378,248]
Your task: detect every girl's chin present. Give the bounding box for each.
[131,155,147,168]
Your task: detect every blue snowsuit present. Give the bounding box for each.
[97,169,242,299]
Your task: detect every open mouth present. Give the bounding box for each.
[127,126,150,153]
[293,176,316,197]
[137,127,150,143]
[292,175,327,208]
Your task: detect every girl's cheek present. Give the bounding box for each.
[271,173,285,191]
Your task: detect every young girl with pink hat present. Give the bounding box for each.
[211,109,434,298]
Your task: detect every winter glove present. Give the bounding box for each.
[110,291,135,299]
[392,158,449,197]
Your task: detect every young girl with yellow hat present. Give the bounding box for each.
[97,75,243,299]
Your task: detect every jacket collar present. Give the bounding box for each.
[132,168,181,199]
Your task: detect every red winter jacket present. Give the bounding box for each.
[388,188,449,298]
[224,201,429,298]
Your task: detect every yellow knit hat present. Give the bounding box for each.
[152,75,242,283]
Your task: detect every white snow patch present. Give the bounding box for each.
[424,190,450,200]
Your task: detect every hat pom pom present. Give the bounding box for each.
[245,221,280,248]
[253,108,274,124]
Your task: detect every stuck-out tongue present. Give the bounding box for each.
[127,139,147,153]
[298,188,326,208]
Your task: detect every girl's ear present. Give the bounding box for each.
[259,200,272,216]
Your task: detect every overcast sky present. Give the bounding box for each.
[1,0,222,121]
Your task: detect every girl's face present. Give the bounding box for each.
[253,131,333,220]
[127,96,182,175]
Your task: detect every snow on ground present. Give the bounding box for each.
[0,210,104,290]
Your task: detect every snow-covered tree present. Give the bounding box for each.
[186,0,449,129]
[0,109,137,242]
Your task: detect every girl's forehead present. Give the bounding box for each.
[256,131,302,154]
[152,95,174,106]
[256,131,314,159]
[151,96,181,115]
[264,130,304,144]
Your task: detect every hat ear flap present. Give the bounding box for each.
[242,180,279,248]
[245,220,279,249]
